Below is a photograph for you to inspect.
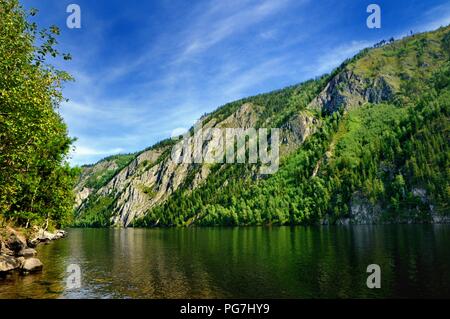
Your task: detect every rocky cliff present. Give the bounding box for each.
[74,25,450,227]
[75,101,318,227]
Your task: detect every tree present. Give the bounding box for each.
[0,0,76,228]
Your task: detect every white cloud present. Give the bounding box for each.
[260,29,278,40]
[74,145,124,157]
[177,0,295,60]
[313,40,372,75]
[418,3,450,32]
[219,57,289,97]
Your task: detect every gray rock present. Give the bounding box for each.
[431,211,450,224]
[17,248,37,258]
[0,241,15,256]
[73,102,268,227]
[6,232,27,253]
[365,77,394,104]
[350,192,382,224]
[0,255,20,273]
[27,238,39,248]
[21,258,43,273]
[412,188,428,203]
[29,228,66,245]
[336,218,351,226]
[17,257,25,267]
[309,71,394,115]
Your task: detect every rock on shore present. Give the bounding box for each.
[0,227,66,275]
[21,258,44,273]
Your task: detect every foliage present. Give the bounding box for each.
[83,153,135,190]
[76,24,450,228]
[72,195,115,228]
[135,48,450,227]
[0,0,76,228]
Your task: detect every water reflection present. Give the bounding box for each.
[0,225,449,298]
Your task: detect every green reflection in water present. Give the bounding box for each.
[0,225,449,299]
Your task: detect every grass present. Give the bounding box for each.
[350,26,450,91]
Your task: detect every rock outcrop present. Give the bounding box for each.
[309,71,394,114]
[349,192,382,224]
[5,228,27,253]
[73,26,450,227]
[76,101,315,227]
[71,69,398,227]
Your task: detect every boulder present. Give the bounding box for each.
[0,241,15,256]
[0,255,20,273]
[55,230,66,238]
[17,248,37,258]
[27,238,39,248]
[6,229,27,253]
[17,257,25,267]
[21,258,43,273]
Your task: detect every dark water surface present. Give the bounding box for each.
[1,225,449,299]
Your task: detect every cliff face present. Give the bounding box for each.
[309,71,394,114]
[74,25,450,227]
[75,101,317,227]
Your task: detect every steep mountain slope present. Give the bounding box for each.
[74,80,326,227]
[74,25,450,227]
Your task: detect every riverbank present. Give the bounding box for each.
[0,226,66,276]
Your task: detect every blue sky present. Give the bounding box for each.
[24,0,450,166]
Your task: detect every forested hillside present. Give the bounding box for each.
[75,25,450,227]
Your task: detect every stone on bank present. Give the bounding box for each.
[0,227,66,276]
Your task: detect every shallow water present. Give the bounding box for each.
[1,225,449,299]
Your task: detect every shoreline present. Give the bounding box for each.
[0,227,66,276]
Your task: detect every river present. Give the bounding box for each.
[0,225,449,298]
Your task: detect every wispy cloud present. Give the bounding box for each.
[74,146,124,157]
[29,0,449,166]
[312,40,372,75]
[177,0,295,60]
[419,3,450,31]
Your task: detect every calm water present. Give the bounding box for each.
[0,225,449,299]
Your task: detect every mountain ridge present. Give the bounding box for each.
[73,25,450,227]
